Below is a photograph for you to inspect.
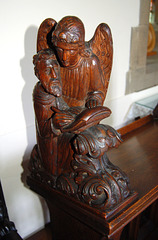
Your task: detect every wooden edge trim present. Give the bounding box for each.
[117,115,153,136]
[108,186,158,235]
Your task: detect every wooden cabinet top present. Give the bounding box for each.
[109,119,158,199]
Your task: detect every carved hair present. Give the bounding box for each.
[52,16,85,44]
[33,49,57,78]
[33,49,56,66]
[52,16,90,57]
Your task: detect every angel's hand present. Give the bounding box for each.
[86,99,100,109]
[52,111,75,130]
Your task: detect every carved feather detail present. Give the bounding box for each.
[37,18,57,52]
[89,23,113,94]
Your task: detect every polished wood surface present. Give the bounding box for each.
[111,120,158,199]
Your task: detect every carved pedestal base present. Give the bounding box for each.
[28,124,138,239]
[29,124,136,213]
[27,176,137,240]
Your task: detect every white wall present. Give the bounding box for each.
[0,0,158,238]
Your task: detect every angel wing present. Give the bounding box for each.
[89,23,113,94]
[37,18,57,52]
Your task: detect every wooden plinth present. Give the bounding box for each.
[27,176,137,240]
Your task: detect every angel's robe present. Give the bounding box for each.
[60,53,105,107]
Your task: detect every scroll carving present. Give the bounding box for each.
[28,16,134,213]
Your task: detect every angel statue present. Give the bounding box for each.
[28,16,134,212]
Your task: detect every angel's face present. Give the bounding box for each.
[56,45,80,67]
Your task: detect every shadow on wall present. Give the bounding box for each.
[20,25,50,225]
[20,25,37,185]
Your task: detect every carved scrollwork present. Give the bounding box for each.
[55,143,130,210]
[73,131,106,157]
[78,176,111,208]
[29,145,56,188]
[72,154,97,176]
[56,174,76,195]
[73,124,122,157]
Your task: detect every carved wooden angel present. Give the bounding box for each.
[37,16,113,109]
[29,16,133,211]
